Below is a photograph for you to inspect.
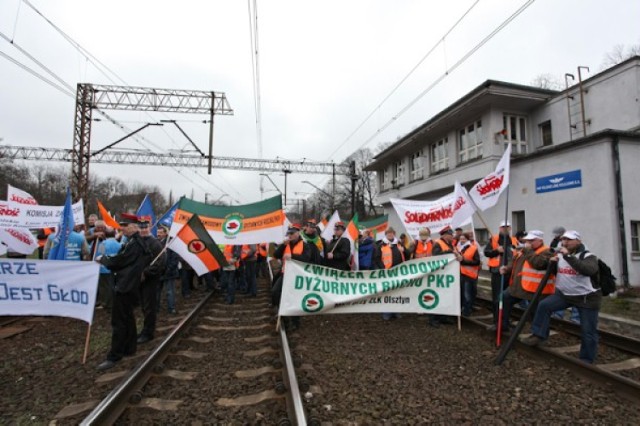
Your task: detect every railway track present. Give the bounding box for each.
[8,277,638,423]
[469,295,640,403]
[51,279,308,424]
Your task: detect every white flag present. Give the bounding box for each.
[450,181,476,230]
[320,210,341,242]
[469,144,511,211]
[7,185,39,205]
[0,227,39,255]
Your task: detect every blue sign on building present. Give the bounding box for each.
[535,169,582,194]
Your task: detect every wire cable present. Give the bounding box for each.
[0,49,74,98]
[351,0,536,154]
[325,0,481,161]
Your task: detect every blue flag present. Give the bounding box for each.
[157,201,179,230]
[48,188,74,260]
[136,194,157,236]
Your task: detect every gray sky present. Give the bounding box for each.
[1,0,639,210]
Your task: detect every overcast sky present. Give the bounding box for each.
[1,0,639,211]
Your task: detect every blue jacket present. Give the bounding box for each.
[94,238,122,274]
[358,237,375,269]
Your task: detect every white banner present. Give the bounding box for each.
[469,143,511,211]
[0,200,85,228]
[7,184,39,205]
[278,255,460,316]
[0,227,38,254]
[391,193,471,239]
[0,260,99,324]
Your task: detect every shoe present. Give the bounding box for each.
[168,309,177,314]
[97,360,116,371]
[137,335,153,344]
[521,334,544,347]
[487,324,497,332]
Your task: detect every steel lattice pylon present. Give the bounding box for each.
[70,83,233,200]
[0,145,349,175]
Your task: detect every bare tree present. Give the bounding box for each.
[530,73,563,90]
[600,42,640,70]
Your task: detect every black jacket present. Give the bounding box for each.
[160,237,180,280]
[100,232,152,293]
[324,236,352,270]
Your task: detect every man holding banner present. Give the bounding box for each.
[96,213,151,371]
[272,224,313,330]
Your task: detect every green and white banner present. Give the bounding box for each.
[278,255,460,316]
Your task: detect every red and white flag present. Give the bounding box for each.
[7,185,38,205]
[450,181,476,229]
[0,227,38,255]
[469,144,511,211]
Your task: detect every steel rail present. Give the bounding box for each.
[278,326,307,425]
[80,291,215,425]
[474,295,640,356]
[462,315,640,403]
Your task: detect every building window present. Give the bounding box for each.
[503,114,528,154]
[410,150,424,181]
[540,120,552,146]
[631,221,640,254]
[512,211,526,235]
[392,161,404,187]
[381,168,391,191]
[459,120,483,163]
[430,137,449,174]
[474,228,489,247]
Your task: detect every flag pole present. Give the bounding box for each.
[82,323,92,364]
[149,238,172,267]
[496,174,511,347]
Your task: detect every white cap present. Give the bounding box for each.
[561,230,582,240]
[522,230,544,240]
[500,220,511,227]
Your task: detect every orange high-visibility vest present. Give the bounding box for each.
[435,239,453,253]
[241,244,256,261]
[381,244,405,269]
[414,240,433,258]
[520,245,556,294]
[224,245,240,268]
[487,234,519,268]
[460,244,480,279]
[282,240,304,272]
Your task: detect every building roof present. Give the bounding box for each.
[367,56,640,171]
[368,80,557,169]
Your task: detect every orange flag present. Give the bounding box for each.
[97,200,121,229]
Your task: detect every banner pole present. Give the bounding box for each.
[148,241,171,267]
[496,176,511,347]
[458,315,461,331]
[82,323,91,364]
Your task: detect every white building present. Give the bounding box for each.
[366,56,640,286]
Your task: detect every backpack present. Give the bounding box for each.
[579,251,617,296]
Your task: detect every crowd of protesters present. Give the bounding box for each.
[6,210,602,368]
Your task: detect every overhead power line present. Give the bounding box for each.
[353,0,537,153]
[13,0,245,198]
[326,0,482,161]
